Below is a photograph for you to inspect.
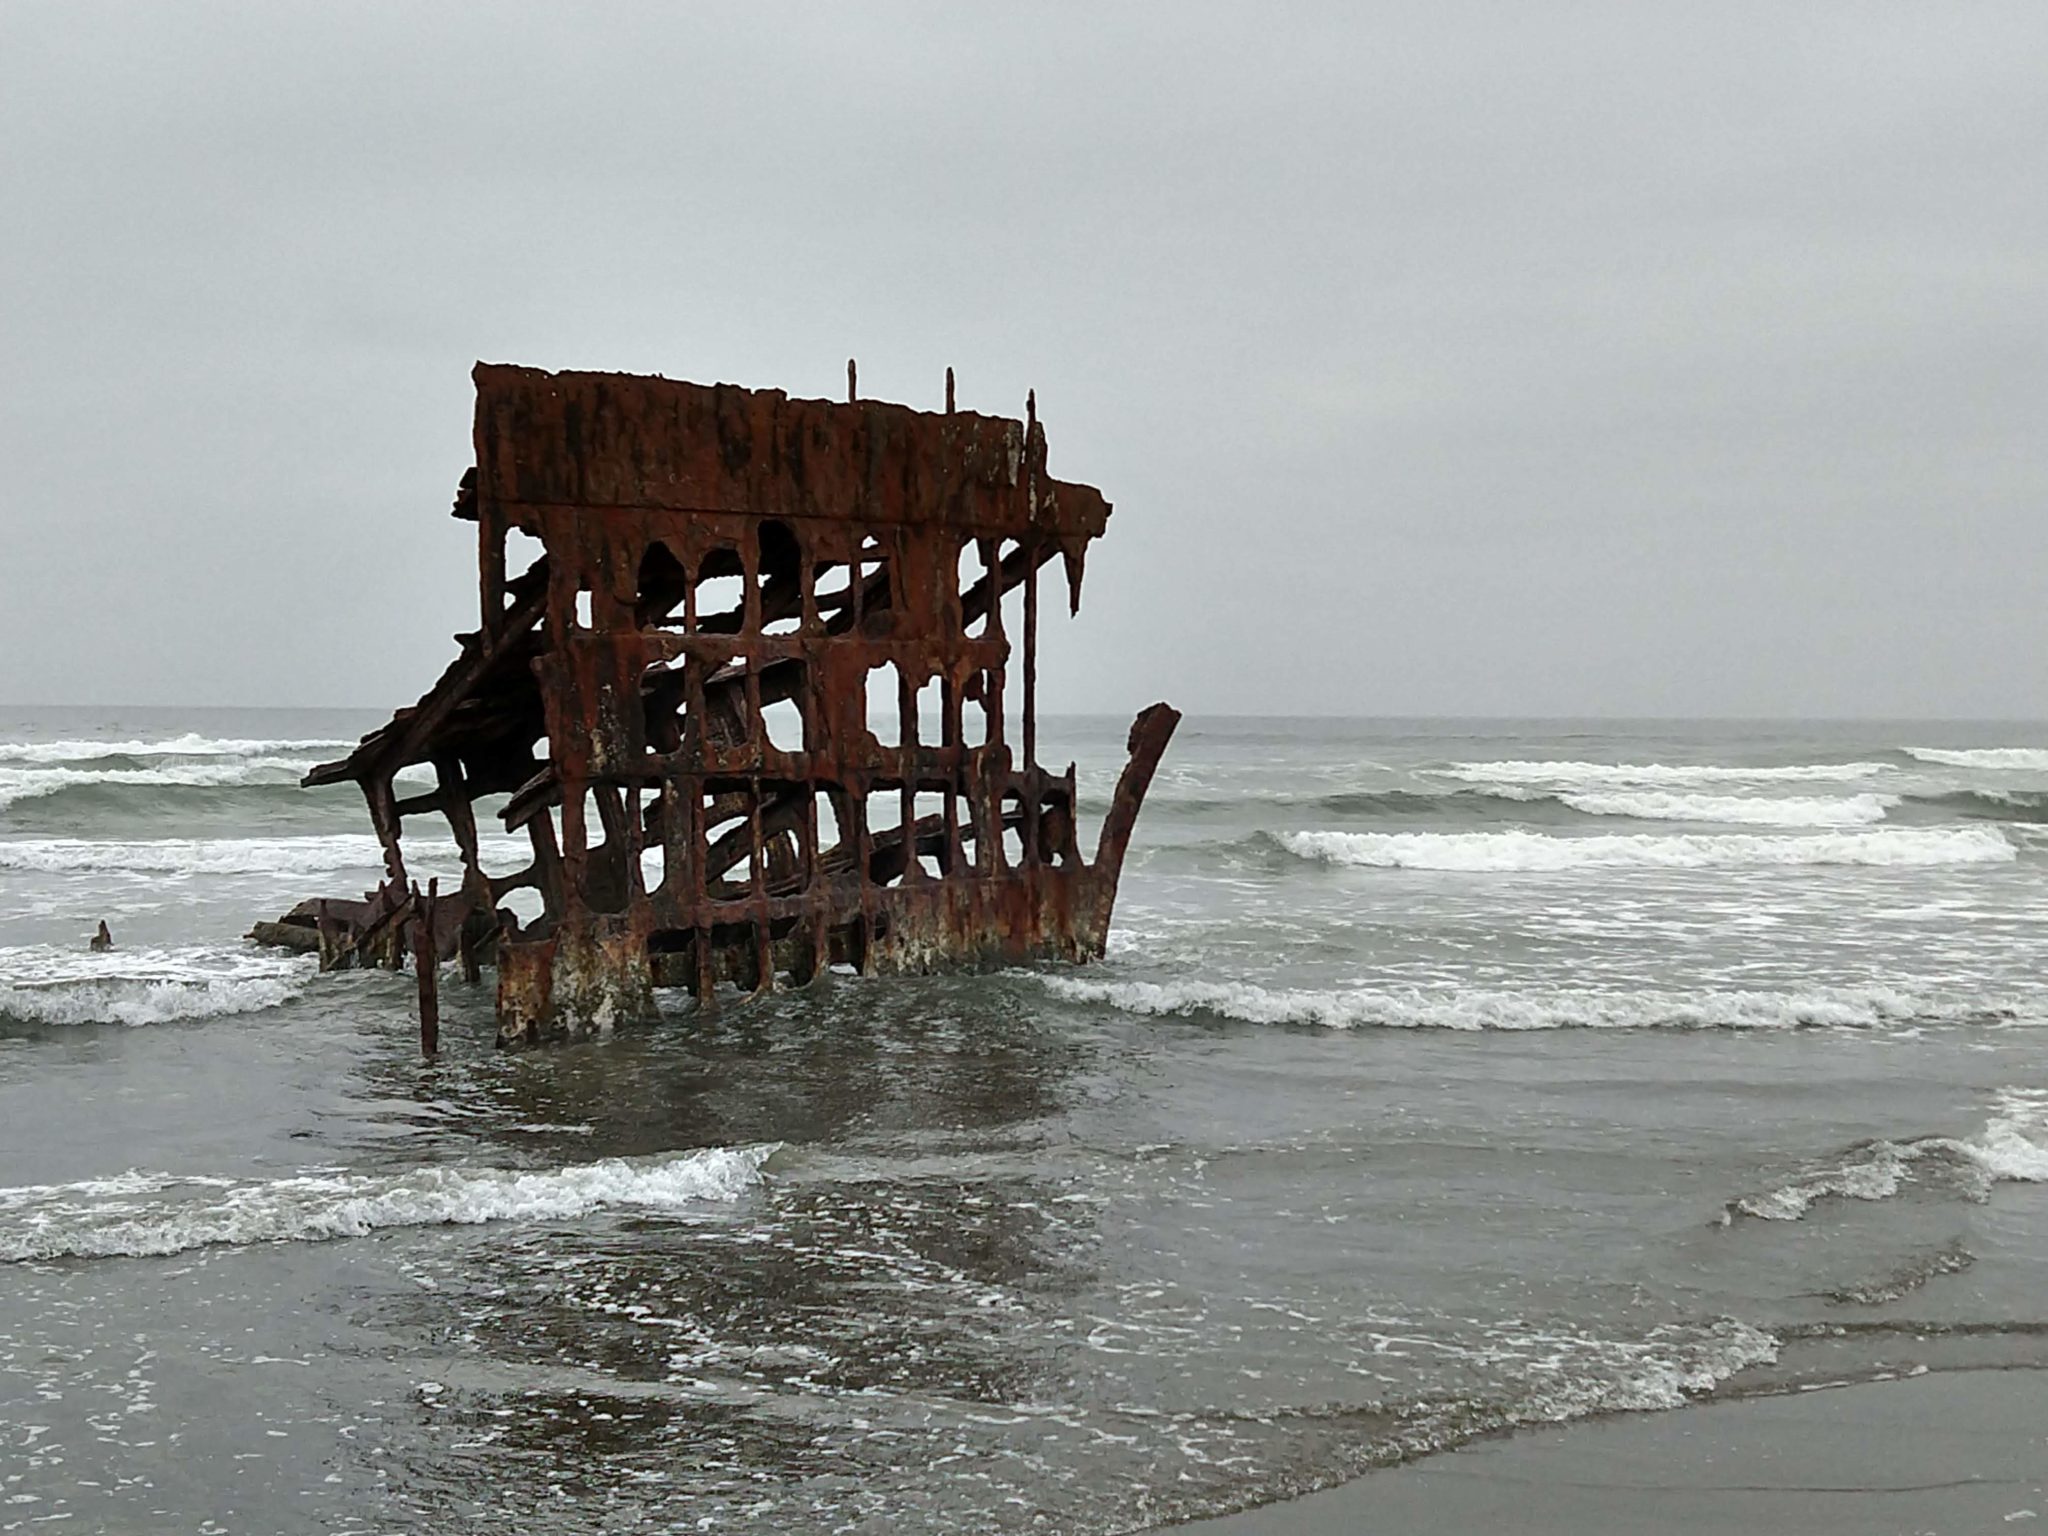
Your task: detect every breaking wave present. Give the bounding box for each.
[1033,976,1958,1033]
[1274,827,2013,872]
[1551,790,1894,827]
[1432,759,1889,788]
[1471,1318,1780,1421]
[1155,788,1896,829]
[1248,1317,1782,1493]
[1905,747,2048,770]
[1726,1087,2048,1221]
[1148,772,2048,835]
[0,759,322,810]
[0,1144,777,1261]
[0,735,353,765]
[0,975,302,1028]
[0,945,312,1028]
[0,834,452,877]
[1726,1142,1916,1221]
[1905,787,2048,822]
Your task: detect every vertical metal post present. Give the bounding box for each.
[748,781,771,992]
[1022,391,1043,865]
[1023,541,1038,772]
[900,665,918,877]
[414,878,440,1056]
[1022,391,1039,775]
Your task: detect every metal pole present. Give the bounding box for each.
[414,878,440,1056]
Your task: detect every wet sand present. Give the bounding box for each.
[1173,1369,2048,1535]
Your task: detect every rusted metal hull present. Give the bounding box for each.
[282,363,1176,1049]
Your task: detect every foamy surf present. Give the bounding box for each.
[1969,1086,2048,1180]
[1480,1317,1780,1420]
[0,833,462,877]
[0,974,302,1028]
[1276,826,2012,871]
[0,734,355,765]
[0,945,313,1027]
[1033,976,1947,1032]
[1726,1087,2048,1221]
[1433,759,1888,787]
[0,759,323,810]
[1725,1142,1915,1221]
[0,1144,777,1261]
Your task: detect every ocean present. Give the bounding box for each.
[2,707,2045,1533]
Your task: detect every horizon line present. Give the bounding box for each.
[6,702,2048,728]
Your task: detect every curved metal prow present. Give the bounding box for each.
[1092,703,1182,878]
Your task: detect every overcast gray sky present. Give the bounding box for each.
[3,3,2043,717]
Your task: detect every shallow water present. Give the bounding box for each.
[2,708,2045,1532]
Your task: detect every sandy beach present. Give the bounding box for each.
[1174,1368,2048,1535]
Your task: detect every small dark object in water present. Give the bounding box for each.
[89,921,113,952]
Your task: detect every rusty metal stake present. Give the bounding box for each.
[457,911,480,986]
[413,878,440,1056]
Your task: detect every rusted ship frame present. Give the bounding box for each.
[278,362,1177,1048]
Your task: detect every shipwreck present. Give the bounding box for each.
[260,362,1178,1049]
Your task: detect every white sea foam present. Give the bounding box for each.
[1276,827,2012,872]
[1034,975,1935,1032]
[1954,1087,2048,1184]
[0,834,451,877]
[0,759,319,809]
[1493,1318,1781,1419]
[1555,790,1895,827]
[0,734,354,765]
[0,945,311,1027]
[0,1168,233,1211]
[1729,1143,1915,1221]
[1906,747,2048,771]
[0,1144,776,1261]
[0,975,302,1027]
[1435,759,1888,787]
[1730,1087,2048,1220]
